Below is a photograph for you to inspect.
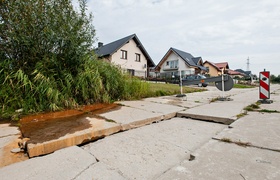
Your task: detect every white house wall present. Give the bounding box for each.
[111,39,147,77]
[159,51,195,77]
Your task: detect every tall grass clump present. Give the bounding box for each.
[0,0,150,120]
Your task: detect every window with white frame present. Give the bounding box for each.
[168,60,178,68]
[121,50,127,59]
[135,53,140,62]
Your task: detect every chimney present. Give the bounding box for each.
[98,42,103,48]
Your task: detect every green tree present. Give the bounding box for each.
[0,0,97,117]
[0,0,95,74]
[0,0,150,119]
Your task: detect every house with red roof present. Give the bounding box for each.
[203,61,229,76]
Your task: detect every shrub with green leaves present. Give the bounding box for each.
[0,0,149,119]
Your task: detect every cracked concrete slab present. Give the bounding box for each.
[82,118,226,179]
[74,162,126,180]
[259,87,280,111]
[177,87,260,124]
[116,100,185,114]
[0,146,97,180]
[214,112,280,151]
[27,117,121,157]
[0,124,20,138]
[157,140,280,180]
[99,105,178,131]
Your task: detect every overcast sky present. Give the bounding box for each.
[83,0,280,75]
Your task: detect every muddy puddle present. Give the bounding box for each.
[19,103,120,144]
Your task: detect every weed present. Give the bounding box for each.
[210,97,219,103]
[105,119,117,123]
[233,84,255,88]
[221,138,232,143]
[259,109,279,113]
[244,103,260,111]
[236,111,247,119]
[195,100,200,103]
[220,138,251,147]
[235,140,251,147]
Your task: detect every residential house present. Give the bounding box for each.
[95,34,155,78]
[235,69,252,77]
[227,69,245,78]
[203,61,229,76]
[155,47,207,79]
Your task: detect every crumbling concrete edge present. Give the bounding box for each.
[176,112,235,125]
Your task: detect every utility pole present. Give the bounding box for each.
[246,57,250,71]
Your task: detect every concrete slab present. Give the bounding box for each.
[0,124,27,168]
[0,135,28,168]
[157,140,280,180]
[118,100,185,114]
[0,146,97,180]
[74,162,126,180]
[177,88,260,124]
[259,86,280,111]
[27,117,121,157]
[82,118,226,179]
[214,112,280,151]
[99,105,176,131]
[0,124,20,138]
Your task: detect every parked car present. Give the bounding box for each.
[184,74,208,87]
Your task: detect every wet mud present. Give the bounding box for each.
[19,103,120,144]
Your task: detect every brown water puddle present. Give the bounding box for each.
[19,103,120,144]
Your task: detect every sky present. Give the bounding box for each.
[79,0,280,75]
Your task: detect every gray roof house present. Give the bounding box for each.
[235,69,252,76]
[95,34,155,78]
[155,47,207,78]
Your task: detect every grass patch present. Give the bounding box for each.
[234,84,255,88]
[243,102,279,113]
[236,111,247,119]
[259,109,280,113]
[146,83,206,97]
[244,103,260,111]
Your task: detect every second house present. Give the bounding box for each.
[155,47,207,79]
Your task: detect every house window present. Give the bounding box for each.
[166,61,169,66]
[121,50,127,59]
[135,53,140,62]
[170,60,178,68]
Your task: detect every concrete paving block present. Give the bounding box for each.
[99,106,166,131]
[177,102,239,125]
[214,112,280,151]
[259,88,280,111]
[117,100,185,114]
[0,134,28,168]
[74,162,126,180]
[157,140,280,180]
[0,124,20,137]
[27,117,121,157]
[82,118,226,179]
[0,146,97,180]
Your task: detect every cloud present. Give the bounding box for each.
[84,0,280,75]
